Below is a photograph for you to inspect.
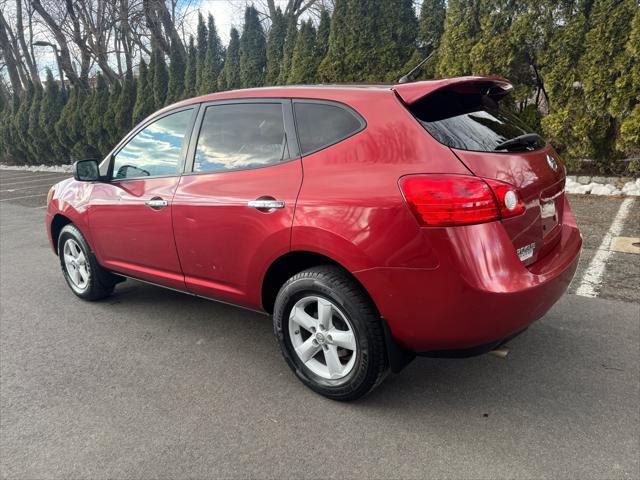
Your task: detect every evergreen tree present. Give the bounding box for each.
[576,0,636,165]
[318,0,349,82]
[320,0,418,83]
[70,90,94,160]
[116,72,136,138]
[199,15,224,95]
[218,27,241,90]
[437,0,482,76]
[27,85,45,164]
[195,12,208,94]
[239,6,267,88]
[613,8,640,157]
[266,7,287,85]
[55,86,79,161]
[184,36,197,98]
[86,73,109,156]
[153,49,169,107]
[0,94,20,164]
[419,0,446,50]
[289,20,318,84]
[132,59,155,125]
[315,8,331,69]
[278,17,298,84]
[540,0,592,166]
[380,0,419,81]
[16,84,34,163]
[167,38,186,103]
[103,82,123,153]
[39,69,65,161]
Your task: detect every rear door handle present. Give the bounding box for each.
[145,198,169,209]
[247,199,285,210]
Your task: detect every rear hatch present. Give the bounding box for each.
[395,78,566,266]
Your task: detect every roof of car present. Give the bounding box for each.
[155,76,511,115]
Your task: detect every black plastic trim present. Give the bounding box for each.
[416,328,528,359]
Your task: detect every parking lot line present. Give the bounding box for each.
[0,193,48,202]
[1,183,58,192]
[575,197,636,298]
[0,176,67,187]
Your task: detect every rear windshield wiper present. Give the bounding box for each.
[494,133,544,151]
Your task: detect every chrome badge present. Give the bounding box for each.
[546,154,558,172]
[517,242,535,262]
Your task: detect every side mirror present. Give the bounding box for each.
[73,159,100,182]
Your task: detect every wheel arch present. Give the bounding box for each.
[50,214,73,255]
[261,250,377,316]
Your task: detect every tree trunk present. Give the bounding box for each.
[15,0,41,87]
[31,0,85,89]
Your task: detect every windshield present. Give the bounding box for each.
[409,89,544,152]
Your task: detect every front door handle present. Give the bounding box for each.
[248,199,285,210]
[145,198,169,209]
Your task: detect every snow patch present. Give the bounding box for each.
[0,164,73,173]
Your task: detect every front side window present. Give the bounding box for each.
[194,103,288,173]
[294,102,364,155]
[112,109,193,179]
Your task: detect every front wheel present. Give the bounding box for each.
[58,224,118,301]
[273,266,388,401]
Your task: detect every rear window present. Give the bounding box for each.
[409,89,543,152]
[294,102,364,155]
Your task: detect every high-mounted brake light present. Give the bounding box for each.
[399,175,525,227]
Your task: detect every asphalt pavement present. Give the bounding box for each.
[1,169,638,479]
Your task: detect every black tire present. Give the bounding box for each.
[273,265,389,401]
[58,224,118,301]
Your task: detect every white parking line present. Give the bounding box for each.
[1,183,57,192]
[575,197,636,298]
[0,193,48,202]
[0,175,67,186]
[0,173,46,180]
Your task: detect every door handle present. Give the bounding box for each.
[247,199,285,210]
[145,198,169,209]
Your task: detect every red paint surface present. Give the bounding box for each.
[46,78,582,353]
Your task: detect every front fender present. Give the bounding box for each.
[47,178,96,253]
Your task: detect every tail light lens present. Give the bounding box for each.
[399,175,525,227]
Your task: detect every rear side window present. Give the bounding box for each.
[294,102,364,155]
[194,103,288,173]
[410,90,544,152]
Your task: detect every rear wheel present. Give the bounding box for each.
[273,266,388,401]
[58,224,118,300]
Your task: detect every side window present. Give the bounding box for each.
[113,109,193,180]
[294,102,364,155]
[194,103,288,173]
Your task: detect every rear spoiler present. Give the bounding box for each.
[392,76,513,105]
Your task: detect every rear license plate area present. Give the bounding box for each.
[540,198,559,236]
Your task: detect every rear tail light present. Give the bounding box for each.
[399,175,525,227]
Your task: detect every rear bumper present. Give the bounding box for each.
[354,202,582,353]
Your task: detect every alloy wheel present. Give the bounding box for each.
[288,296,357,381]
[63,238,89,290]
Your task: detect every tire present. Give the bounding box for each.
[58,224,118,301]
[273,265,389,401]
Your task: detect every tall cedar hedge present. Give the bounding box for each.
[1,0,638,172]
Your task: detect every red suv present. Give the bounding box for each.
[46,77,582,400]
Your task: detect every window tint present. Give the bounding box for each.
[113,109,193,179]
[409,90,544,152]
[194,103,288,173]
[294,102,363,155]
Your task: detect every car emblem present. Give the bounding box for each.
[546,154,558,172]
